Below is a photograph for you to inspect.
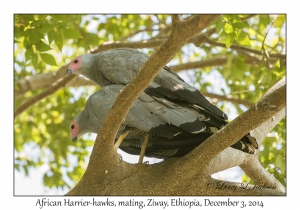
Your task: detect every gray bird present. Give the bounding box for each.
[70,85,257,162]
[66,48,228,121]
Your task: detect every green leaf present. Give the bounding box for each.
[62,29,82,39]
[275,155,284,168]
[23,38,31,49]
[23,165,29,176]
[14,38,21,43]
[15,164,20,171]
[232,22,248,29]
[85,33,99,47]
[231,15,241,23]
[273,15,286,28]
[259,15,271,31]
[216,19,225,34]
[258,74,268,84]
[41,53,57,66]
[14,82,20,91]
[38,24,56,34]
[25,48,33,62]
[47,30,55,44]
[275,59,281,68]
[31,20,44,27]
[29,29,40,44]
[51,14,68,21]
[35,41,52,52]
[224,34,235,48]
[32,53,39,69]
[235,31,251,47]
[54,31,63,51]
[224,23,234,34]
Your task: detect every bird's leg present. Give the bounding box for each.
[113,130,129,151]
[138,135,149,164]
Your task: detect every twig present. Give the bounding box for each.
[204,37,286,59]
[92,38,167,53]
[261,16,277,68]
[203,91,254,107]
[119,26,159,41]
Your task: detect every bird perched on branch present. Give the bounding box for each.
[70,85,257,162]
[67,48,228,121]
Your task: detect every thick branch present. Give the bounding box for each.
[240,157,285,192]
[171,14,181,23]
[207,108,285,175]
[175,78,286,176]
[207,108,286,193]
[14,74,76,119]
[201,177,285,195]
[14,65,68,98]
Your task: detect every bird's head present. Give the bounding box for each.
[67,56,82,75]
[69,120,80,142]
[67,54,97,75]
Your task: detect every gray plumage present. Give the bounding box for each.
[67,48,228,121]
[70,85,257,159]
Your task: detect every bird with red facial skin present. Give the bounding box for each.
[69,85,258,160]
[67,48,228,121]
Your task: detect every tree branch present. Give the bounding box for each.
[207,107,285,175]
[203,91,254,107]
[171,14,181,23]
[202,177,284,195]
[175,78,286,176]
[118,26,159,41]
[14,74,76,119]
[92,38,167,53]
[204,37,286,59]
[14,65,68,98]
[91,28,215,53]
[240,157,285,192]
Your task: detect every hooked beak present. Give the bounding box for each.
[66,69,73,75]
[72,137,78,142]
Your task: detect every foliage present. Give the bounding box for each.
[14,14,286,191]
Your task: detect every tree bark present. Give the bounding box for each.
[66,15,285,196]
